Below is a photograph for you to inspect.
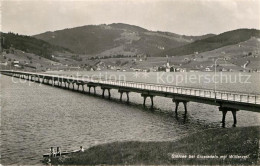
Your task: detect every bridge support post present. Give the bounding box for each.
[87,85,96,95]
[108,89,111,99]
[126,92,129,103]
[120,92,123,101]
[175,101,179,113]
[143,96,147,107]
[118,90,130,103]
[172,99,189,115]
[101,88,111,99]
[88,86,91,94]
[219,107,239,128]
[102,88,105,98]
[141,94,154,109]
[183,102,187,115]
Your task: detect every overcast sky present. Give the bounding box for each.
[1,0,260,36]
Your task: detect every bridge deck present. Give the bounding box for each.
[1,70,260,112]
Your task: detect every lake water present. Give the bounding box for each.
[0,72,260,164]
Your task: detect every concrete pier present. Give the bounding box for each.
[101,87,111,99]
[219,107,239,128]
[118,90,130,103]
[141,94,154,109]
[87,84,96,95]
[173,99,188,115]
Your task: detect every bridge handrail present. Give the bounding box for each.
[1,70,260,103]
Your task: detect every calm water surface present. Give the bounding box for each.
[0,72,259,164]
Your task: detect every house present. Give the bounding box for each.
[134,68,141,72]
[180,68,187,72]
[13,61,20,64]
[205,67,212,72]
[0,62,8,66]
[14,64,21,68]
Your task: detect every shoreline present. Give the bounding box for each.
[47,126,260,165]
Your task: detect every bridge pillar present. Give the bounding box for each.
[118,90,130,103]
[82,84,85,92]
[175,101,179,113]
[101,88,111,99]
[172,99,188,115]
[219,107,239,128]
[87,85,96,95]
[120,92,123,101]
[141,94,154,109]
[102,88,105,98]
[126,92,129,103]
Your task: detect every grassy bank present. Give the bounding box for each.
[49,126,259,165]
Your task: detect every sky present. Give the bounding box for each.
[1,0,260,36]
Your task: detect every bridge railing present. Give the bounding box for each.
[88,78,260,105]
[2,70,260,105]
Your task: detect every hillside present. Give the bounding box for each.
[157,29,260,57]
[0,32,71,60]
[34,23,214,57]
[48,126,259,165]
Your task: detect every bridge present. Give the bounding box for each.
[1,70,260,127]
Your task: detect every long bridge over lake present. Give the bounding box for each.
[1,70,260,127]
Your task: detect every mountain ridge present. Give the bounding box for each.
[156,28,260,57]
[33,23,215,56]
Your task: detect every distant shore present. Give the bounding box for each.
[48,126,259,165]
